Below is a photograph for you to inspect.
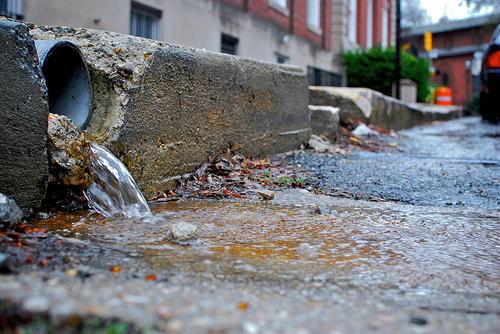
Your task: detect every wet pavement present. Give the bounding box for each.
[282,117,500,211]
[1,117,499,333]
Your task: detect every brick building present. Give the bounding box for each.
[3,0,395,87]
[402,14,500,107]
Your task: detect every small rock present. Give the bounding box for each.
[0,193,23,228]
[410,316,428,326]
[310,205,331,215]
[123,63,134,74]
[47,113,93,189]
[352,123,379,137]
[36,211,52,220]
[258,189,276,200]
[23,295,51,313]
[308,134,341,154]
[167,221,198,244]
[0,253,10,273]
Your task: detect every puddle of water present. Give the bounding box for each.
[32,199,500,294]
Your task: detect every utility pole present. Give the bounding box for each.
[395,0,401,99]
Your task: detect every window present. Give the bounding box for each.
[0,0,22,19]
[130,1,162,40]
[307,67,342,87]
[347,0,357,43]
[274,53,289,64]
[366,0,373,48]
[269,0,287,9]
[221,34,239,55]
[381,0,389,49]
[442,73,449,86]
[307,0,321,31]
[447,37,453,50]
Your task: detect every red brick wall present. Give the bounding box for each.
[372,0,382,46]
[403,23,498,107]
[220,0,331,50]
[356,0,391,49]
[357,0,367,47]
[431,55,470,107]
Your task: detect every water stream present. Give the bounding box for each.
[84,143,153,220]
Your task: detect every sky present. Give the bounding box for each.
[418,0,494,23]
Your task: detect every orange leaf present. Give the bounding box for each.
[110,266,121,272]
[238,302,249,311]
[40,260,47,266]
[349,137,359,143]
[26,257,33,263]
[145,274,157,281]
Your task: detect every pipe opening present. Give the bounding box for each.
[35,40,92,129]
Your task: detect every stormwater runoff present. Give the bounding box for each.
[3,117,500,332]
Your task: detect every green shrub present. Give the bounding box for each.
[343,47,430,102]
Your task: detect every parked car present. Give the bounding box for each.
[480,23,500,122]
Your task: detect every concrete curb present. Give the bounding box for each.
[0,21,49,217]
[310,86,464,131]
[309,105,340,141]
[29,26,310,200]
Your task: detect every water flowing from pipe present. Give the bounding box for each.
[84,143,153,220]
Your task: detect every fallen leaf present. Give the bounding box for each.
[110,266,121,272]
[65,269,78,276]
[145,274,157,281]
[238,302,249,311]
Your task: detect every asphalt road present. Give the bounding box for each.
[283,116,500,212]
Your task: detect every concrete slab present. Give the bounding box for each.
[29,26,310,200]
[309,105,340,141]
[310,86,464,131]
[0,21,49,217]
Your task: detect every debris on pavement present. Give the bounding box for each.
[162,148,316,202]
[258,189,276,200]
[351,123,379,137]
[163,118,402,204]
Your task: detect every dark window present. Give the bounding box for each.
[274,53,289,64]
[221,34,239,55]
[0,0,23,19]
[307,66,342,86]
[130,1,162,39]
[442,72,449,86]
[447,37,453,50]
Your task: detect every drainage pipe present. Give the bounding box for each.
[35,40,92,129]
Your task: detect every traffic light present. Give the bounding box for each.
[424,31,432,52]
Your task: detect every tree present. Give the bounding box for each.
[402,0,432,27]
[462,0,500,13]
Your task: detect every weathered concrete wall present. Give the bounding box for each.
[0,21,49,217]
[30,26,310,200]
[310,86,464,131]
